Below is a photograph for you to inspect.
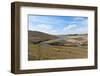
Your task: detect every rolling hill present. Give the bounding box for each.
[28,31,88,60]
[28,31,58,44]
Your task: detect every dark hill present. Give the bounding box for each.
[28,31,58,44]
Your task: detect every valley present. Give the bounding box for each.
[28,31,88,60]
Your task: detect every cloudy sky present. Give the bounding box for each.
[28,15,88,35]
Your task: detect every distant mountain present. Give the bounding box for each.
[58,34,87,36]
[28,31,58,44]
[41,33,88,46]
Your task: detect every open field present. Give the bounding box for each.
[28,42,87,60]
[28,31,88,60]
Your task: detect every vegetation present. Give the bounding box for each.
[28,31,88,60]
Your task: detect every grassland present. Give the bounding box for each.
[28,31,88,60]
[28,42,87,60]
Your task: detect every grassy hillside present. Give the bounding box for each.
[28,31,88,60]
[28,31,58,44]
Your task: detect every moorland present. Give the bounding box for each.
[28,31,88,60]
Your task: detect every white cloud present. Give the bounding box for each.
[63,24,77,31]
[36,24,52,30]
[63,24,87,34]
[29,23,87,35]
[29,24,56,34]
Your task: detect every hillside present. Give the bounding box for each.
[28,31,58,44]
[28,31,88,60]
[42,34,88,46]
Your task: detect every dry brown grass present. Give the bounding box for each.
[28,43,87,60]
[28,31,88,60]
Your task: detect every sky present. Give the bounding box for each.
[28,15,88,35]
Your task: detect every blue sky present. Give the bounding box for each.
[28,15,88,35]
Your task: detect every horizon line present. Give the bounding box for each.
[28,30,88,35]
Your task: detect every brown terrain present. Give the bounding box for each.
[28,31,88,60]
